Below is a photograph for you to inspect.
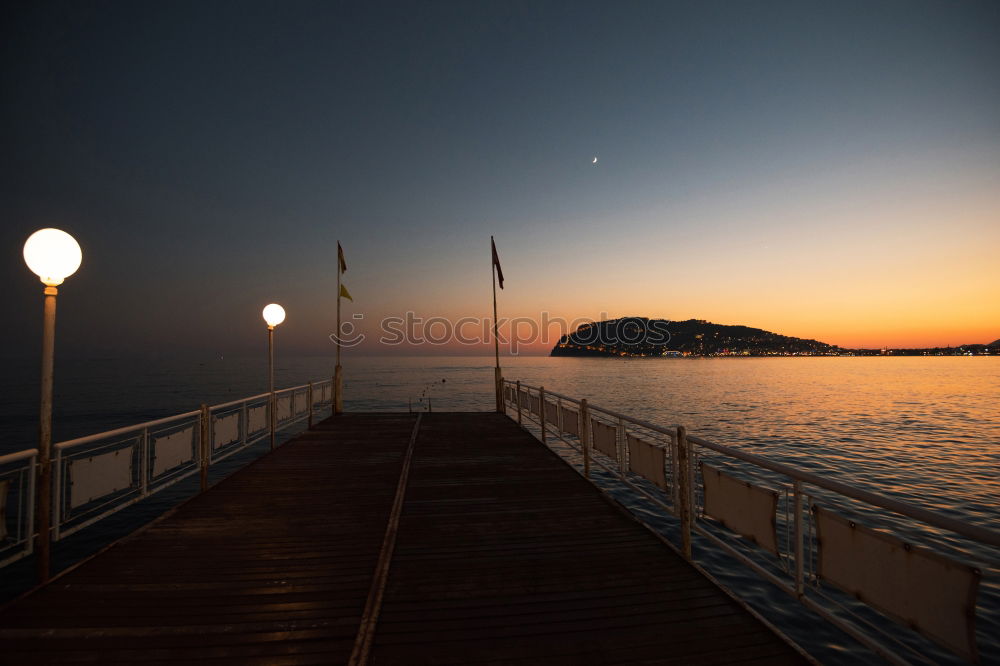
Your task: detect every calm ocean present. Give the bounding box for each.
[2,355,998,663]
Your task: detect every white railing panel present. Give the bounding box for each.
[151,426,195,478]
[701,462,779,555]
[248,404,267,434]
[276,395,291,422]
[294,389,309,415]
[627,434,666,490]
[815,505,981,662]
[70,448,135,510]
[560,406,579,436]
[544,400,558,425]
[591,419,617,459]
[213,412,240,450]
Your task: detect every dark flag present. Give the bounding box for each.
[338,242,347,273]
[491,236,504,289]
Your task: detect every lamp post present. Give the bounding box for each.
[23,228,82,583]
[262,304,285,451]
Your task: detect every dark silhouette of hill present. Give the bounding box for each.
[551,317,838,357]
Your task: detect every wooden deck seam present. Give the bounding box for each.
[346,412,422,666]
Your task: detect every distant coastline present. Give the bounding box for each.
[550,318,999,358]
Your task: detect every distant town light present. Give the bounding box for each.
[23,228,82,286]
[262,303,286,328]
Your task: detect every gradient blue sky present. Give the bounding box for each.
[4,1,998,357]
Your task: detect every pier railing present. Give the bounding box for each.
[504,379,999,666]
[0,450,36,569]
[0,378,333,570]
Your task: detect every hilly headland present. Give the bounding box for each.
[550,318,998,357]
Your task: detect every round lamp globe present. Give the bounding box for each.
[262,303,286,328]
[23,228,82,286]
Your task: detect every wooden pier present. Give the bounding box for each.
[0,413,809,665]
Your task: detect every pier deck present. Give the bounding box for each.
[0,413,808,665]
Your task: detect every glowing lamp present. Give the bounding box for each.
[262,303,286,328]
[23,228,83,286]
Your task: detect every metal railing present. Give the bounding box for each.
[503,379,999,666]
[1,378,333,569]
[0,449,37,568]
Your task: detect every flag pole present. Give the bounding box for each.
[335,242,343,415]
[492,236,501,413]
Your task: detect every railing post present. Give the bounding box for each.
[499,376,506,415]
[140,427,150,498]
[200,404,210,491]
[307,382,314,429]
[794,480,804,598]
[26,454,36,556]
[580,398,590,478]
[51,449,61,542]
[617,416,626,480]
[677,425,692,560]
[240,401,248,448]
[515,380,522,425]
[670,430,680,511]
[428,396,432,413]
[539,386,547,445]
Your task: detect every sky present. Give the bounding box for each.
[3,0,999,358]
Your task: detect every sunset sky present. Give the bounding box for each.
[4,1,998,357]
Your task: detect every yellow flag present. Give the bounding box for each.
[339,284,353,301]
